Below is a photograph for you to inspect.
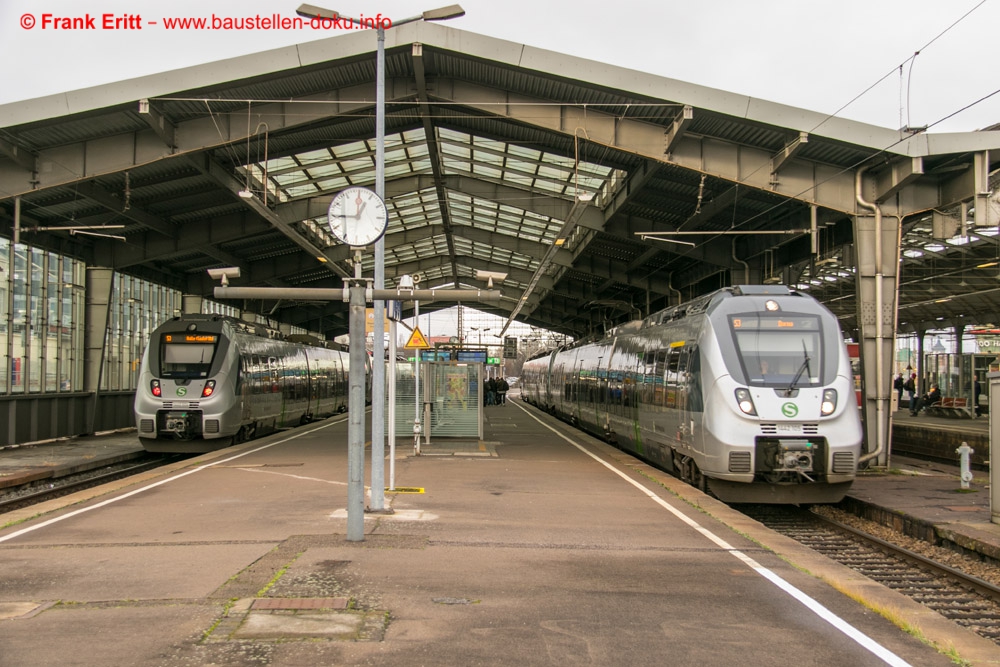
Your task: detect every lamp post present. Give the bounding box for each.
[295,3,465,514]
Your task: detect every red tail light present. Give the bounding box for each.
[202,380,216,397]
[151,380,161,397]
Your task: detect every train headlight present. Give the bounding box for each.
[202,380,216,398]
[151,379,161,397]
[734,388,757,416]
[821,388,838,416]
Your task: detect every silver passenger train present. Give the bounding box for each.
[135,314,357,453]
[520,285,863,504]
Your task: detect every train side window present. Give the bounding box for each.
[686,345,703,413]
[236,356,245,394]
[269,357,279,393]
[251,355,261,394]
[654,349,667,406]
[665,348,681,408]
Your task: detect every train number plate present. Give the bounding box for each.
[777,423,802,433]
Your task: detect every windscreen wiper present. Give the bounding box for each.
[785,342,811,396]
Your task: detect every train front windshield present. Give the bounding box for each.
[160,333,218,378]
[729,314,822,387]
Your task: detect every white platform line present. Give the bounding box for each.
[511,401,910,667]
[0,416,349,544]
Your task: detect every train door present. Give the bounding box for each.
[571,354,584,425]
[684,343,703,448]
[239,354,252,422]
[674,344,692,447]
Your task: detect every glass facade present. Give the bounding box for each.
[1,239,86,394]
[1,236,315,396]
[100,273,182,392]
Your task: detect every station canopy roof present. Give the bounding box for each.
[2,22,1000,340]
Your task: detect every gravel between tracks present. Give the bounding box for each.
[812,505,1000,586]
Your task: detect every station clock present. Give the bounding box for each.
[327,186,389,247]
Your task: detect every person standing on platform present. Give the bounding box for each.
[497,377,509,405]
[904,373,917,415]
[486,376,497,406]
[893,373,904,404]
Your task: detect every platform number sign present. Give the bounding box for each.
[503,336,517,359]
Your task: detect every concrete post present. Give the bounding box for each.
[84,268,114,434]
[990,372,1000,525]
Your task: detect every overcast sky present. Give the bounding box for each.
[2,0,999,133]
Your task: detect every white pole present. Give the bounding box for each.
[388,316,397,490]
[370,25,387,511]
[414,300,421,455]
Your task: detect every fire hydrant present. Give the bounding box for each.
[957,441,974,489]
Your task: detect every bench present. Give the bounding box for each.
[925,397,973,418]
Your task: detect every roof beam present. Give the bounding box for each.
[137,99,176,151]
[501,197,594,331]
[412,42,459,284]
[74,181,178,238]
[450,79,864,213]
[0,86,378,199]
[191,154,350,279]
[873,156,924,203]
[278,172,605,230]
[93,211,274,268]
[0,136,38,174]
[666,105,693,154]
[769,131,809,177]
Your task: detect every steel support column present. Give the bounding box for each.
[853,210,899,469]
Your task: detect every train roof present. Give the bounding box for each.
[156,314,337,348]
[639,285,809,330]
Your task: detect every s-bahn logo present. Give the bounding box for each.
[781,402,798,418]
[176,387,187,397]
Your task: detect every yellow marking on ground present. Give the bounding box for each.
[479,441,487,452]
[386,487,425,494]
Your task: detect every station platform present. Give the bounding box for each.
[1,397,999,665]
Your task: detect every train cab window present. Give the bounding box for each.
[729,314,822,387]
[160,333,218,378]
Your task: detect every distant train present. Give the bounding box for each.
[135,314,360,453]
[521,285,863,504]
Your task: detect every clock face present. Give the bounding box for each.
[327,186,388,247]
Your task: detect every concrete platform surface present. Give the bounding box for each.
[0,402,996,665]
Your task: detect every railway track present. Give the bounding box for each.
[0,454,182,514]
[740,504,1000,645]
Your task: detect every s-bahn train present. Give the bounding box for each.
[135,314,360,453]
[521,285,863,504]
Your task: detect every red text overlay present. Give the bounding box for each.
[20,13,392,31]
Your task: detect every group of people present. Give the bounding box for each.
[893,372,941,416]
[484,377,510,406]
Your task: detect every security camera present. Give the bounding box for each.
[207,267,241,286]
